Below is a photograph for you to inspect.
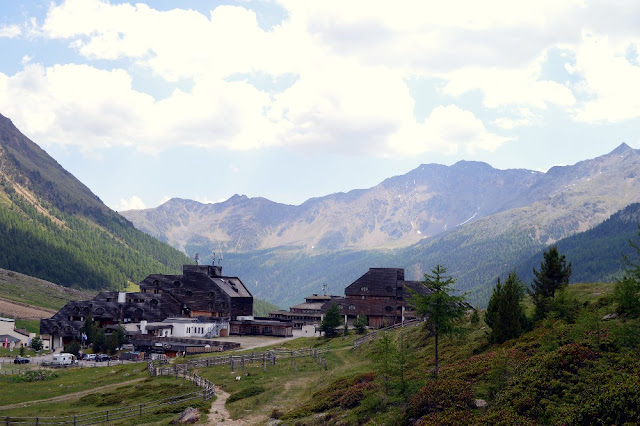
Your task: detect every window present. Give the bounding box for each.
[185,291,193,297]
[150,299,159,307]
[360,286,369,292]
[153,280,160,286]
[348,304,356,310]
[386,286,393,292]
[173,280,181,287]
[385,306,393,312]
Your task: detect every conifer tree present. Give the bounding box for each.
[320,303,343,338]
[409,264,467,377]
[530,245,572,320]
[485,271,528,344]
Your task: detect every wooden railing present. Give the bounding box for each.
[2,391,206,425]
[147,360,215,400]
[352,319,424,349]
[172,346,331,374]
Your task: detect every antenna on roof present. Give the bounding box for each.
[212,252,216,266]
[218,252,223,267]
[322,283,327,296]
[194,253,200,265]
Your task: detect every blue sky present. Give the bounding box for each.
[1,1,640,211]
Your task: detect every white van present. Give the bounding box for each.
[51,353,78,366]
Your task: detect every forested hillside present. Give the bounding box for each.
[0,113,192,290]
[514,202,640,285]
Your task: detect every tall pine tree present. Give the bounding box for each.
[530,245,572,320]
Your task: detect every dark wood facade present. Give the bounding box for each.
[321,268,428,328]
[40,264,253,348]
[269,294,342,328]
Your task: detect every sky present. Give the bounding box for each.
[1,1,640,211]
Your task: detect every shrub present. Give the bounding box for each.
[407,379,473,420]
[13,370,58,382]
[227,385,266,403]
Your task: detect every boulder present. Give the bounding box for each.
[174,407,200,424]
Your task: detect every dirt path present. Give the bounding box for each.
[0,297,56,320]
[0,377,146,411]
[208,387,245,425]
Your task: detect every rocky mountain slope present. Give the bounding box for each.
[123,143,640,308]
[123,161,543,254]
[0,113,192,290]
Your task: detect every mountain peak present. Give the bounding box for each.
[609,142,634,155]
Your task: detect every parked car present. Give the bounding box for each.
[82,353,96,361]
[14,356,30,364]
[96,354,111,362]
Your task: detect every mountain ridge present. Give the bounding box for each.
[0,113,193,290]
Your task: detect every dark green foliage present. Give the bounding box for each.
[227,385,266,403]
[63,340,81,356]
[320,303,342,338]
[19,345,24,357]
[0,138,191,291]
[485,271,528,344]
[548,287,581,323]
[613,275,640,315]
[82,316,99,345]
[30,337,42,352]
[407,379,473,421]
[281,373,377,420]
[612,228,640,316]
[409,264,468,376]
[354,314,367,334]
[530,245,572,320]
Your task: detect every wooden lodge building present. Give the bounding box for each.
[322,267,429,328]
[40,264,292,350]
[269,267,431,329]
[269,294,342,329]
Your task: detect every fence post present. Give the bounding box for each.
[74,415,77,425]
[106,410,109,422]
[231,357,234,372]
[263,353,266,372]
[140,404,143,417]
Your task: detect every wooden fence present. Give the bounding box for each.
[147,360,215,400]
[181,346,330,371]
[352,319,423,349]
[2,391,206,425]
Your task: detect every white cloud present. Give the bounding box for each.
[0,24,21,38]
[4,0,640,163]
[117,195,145,211]
[572,33,640,123]
[389,105,512,156]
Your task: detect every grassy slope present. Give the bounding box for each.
[0,267,95,311]
[2,282,636,425]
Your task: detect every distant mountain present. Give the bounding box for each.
[123,161,542,253]
[123,143,640,308]
[0,113,192,290]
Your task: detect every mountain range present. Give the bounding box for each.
[123,143,640,308]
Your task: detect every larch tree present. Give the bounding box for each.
[408,264,467,377]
